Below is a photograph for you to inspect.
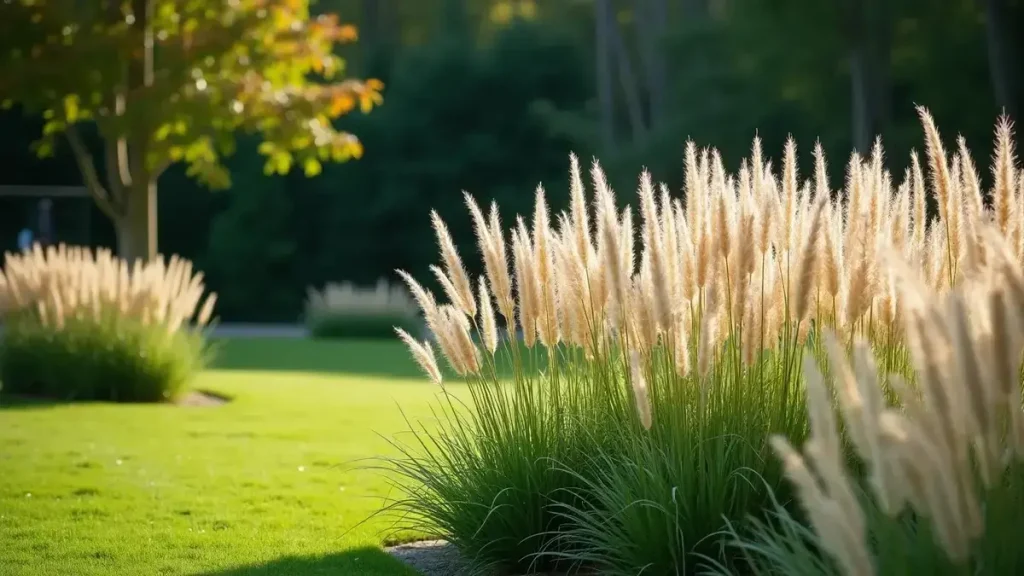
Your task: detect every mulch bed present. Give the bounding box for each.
[175,390,229,407]
[385,540,467,576]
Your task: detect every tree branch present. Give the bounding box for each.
[66,125,122,221]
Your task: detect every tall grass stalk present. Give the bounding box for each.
[722,111,1024,575]
[384,108,999,574]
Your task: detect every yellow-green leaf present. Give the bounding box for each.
[303,157,322,177]
[64,95,80,122]
[155,124,173,141]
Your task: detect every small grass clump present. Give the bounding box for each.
[304,279,422,340]
[0,244,216,403]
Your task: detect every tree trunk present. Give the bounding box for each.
[650,0,669,122]
[850,45,872,153]
[846,0,886,154]
[116,181,158,263]
[609,12,647,144]
[595,0,616,152]
[982,0,1018,117]
[636,0,668,125]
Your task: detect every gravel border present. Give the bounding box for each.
[385,540,467,576]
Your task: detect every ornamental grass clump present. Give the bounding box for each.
[0,244,217,402]
[717,111,1024,576]
[304,278,420,339]
[386,106,994,574]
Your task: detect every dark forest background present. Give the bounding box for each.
[1,0,1021,321]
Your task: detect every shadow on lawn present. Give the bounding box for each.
[209,337,531,381]
[0,394,72,411]
[209,338,432,380]
[194,546,417,576]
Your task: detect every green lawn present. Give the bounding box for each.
[0,338,457,576]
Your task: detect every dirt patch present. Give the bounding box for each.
[385,540,467,576]
[176,390,229,407]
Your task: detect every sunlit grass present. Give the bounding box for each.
[0,339,453,576]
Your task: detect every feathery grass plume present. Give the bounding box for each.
[826,334,900,511]
[395,328,443,386]
[731,200,757,323]
[439,304,480,376]
[738,159,752,204]
[813,140,830,203]
[793,195,828,322]
[477,278,498,354]
[822,202,843,302]
[781,137,799,253]
[638,171,672,329]
[948,293,1000,485]
[890,178,911,252]
[957,145,990,274]
[619,208,636,293]
[949,154,965,270]
[740,300,760,365]
[843,207,874,325]
[487,202,516,323]
[551,222,584,347]
[430,210,477,318]
[769,358,872,576]
[684,140,705,237]
[715,186,734,267]
[751,134,765,198]
[429,304,470,375]
[918,107,960,280]
[958,137,985,224]
[696,308,717,379]
[673,316,691,376]
[630,257,659,353]
[910,150,928,249]
[533,185,560,348]
[568,152,592,269]
[429,264,467,316]
[512,220,540,348]
[395,269,439,325]
[866,140,886,238]
[755,187,775,258]
[769,239,1024,574]
[660,183,681,302]
[596,210,624,336]
[674,199,698,303]
[843,153,865,253]
[993,114,1017,234]
[1012,181,1024,260]
[628,349,653,430]
[696,211,714,293]
[464,192,516,326]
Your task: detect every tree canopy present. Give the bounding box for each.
[0,0,382,258]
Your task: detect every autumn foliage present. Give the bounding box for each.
[0,0,382,259]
